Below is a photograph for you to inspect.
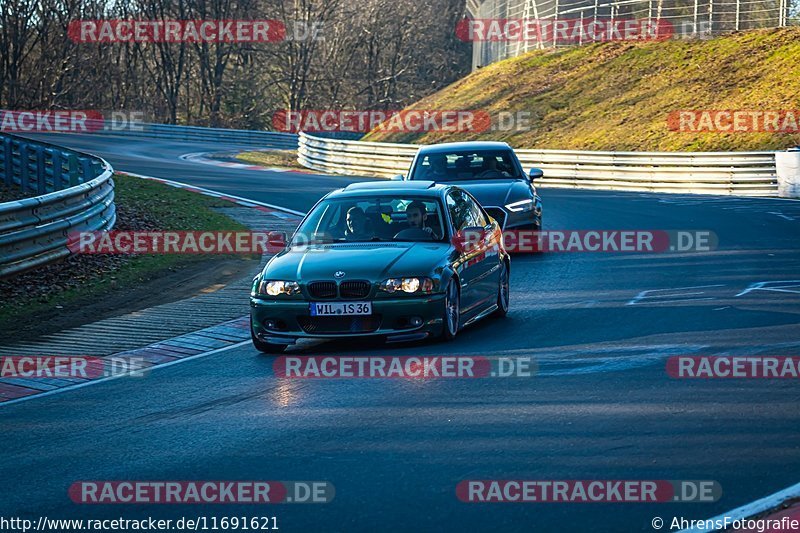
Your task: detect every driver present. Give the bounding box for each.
[344,206,373,241]
[477,155,510,178]
[425,154,449,180]
[405,200,440,239]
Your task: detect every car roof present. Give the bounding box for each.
[417,141,512,154]
[332,180,449,198]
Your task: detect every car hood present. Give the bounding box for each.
[447,179,531,207]
[262,242,451,282]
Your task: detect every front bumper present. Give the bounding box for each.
[250,293,447,344]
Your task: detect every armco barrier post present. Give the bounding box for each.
[36,145,46,195]
[2,137,10,186]
[81,158,93,182]
[776,147,800,198]
[19,144,29,192]
[68,154,80,187]
[51,150,63,189]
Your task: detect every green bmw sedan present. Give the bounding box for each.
[250,180,510,353]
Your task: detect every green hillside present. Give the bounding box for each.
[364,28,800,151]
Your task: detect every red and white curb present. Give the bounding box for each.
[179,151,315,174]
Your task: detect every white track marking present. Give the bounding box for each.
[736,280,800,297]
[124,172,307,217]
[627,285,726,306]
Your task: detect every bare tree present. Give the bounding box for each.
[132,0,189,123]
[0,0,44,106]
[0,0,471,128]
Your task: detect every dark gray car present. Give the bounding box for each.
[399,141,543,231]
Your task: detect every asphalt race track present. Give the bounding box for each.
[2,133,799,532]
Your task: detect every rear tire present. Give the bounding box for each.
[251,327,287,354]
[441,278,460,341]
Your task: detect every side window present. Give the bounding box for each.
[465,195,488,227]
[446,191,471,232]
[414,157,430,179]
[326,204,345,236]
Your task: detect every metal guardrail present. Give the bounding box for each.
[297,132,779,196]
[0,133,116,278]
[96,122,299,150]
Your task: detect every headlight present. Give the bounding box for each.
[256,280,301,296]
[505,198,535,213]
[380,277,434,294]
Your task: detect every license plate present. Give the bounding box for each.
[310,302,373,316]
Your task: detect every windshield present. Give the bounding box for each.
[409,150,522,181]
[293,196,447,244]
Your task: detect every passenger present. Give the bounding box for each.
[455,155,472,178]
[344,207,373,240]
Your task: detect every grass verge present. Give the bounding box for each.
[236,150,305,170]
[0,173,258,338]
[365,28,800,151]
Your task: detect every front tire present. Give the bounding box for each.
[493,261,510,318]
[441,278,460,341]
[251,327,287,354]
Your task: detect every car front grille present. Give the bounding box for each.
[339,280,371,299]
[485,207,507,229]
[297,315,382,334]
[308,281,337,299]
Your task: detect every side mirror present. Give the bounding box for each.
[391,174,405,181]
[266,231,287,253]
[528,168,543,181]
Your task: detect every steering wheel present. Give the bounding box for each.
[476,169,505,179]
[394,228,433,241]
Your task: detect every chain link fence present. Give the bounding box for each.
[466,0,799,68]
